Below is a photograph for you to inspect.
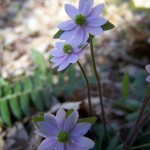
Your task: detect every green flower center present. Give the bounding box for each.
[63,44,73,53]
[74,14,86,25]
[57,131,70,143]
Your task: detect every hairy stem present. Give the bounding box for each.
[89,39,108,142]
[77,61,93,116]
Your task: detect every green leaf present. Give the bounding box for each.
[0,101,12,126]
[32,112,44,128]
[22,77,33,92]
[30,92,44,110]
[53,30,64,39]
[41,90,51,109]
[125,112,138,122]
[31,49,46,74]
[0,116,4,126]
[77,117,97,125]
[9,81,22,119]
[3,84,11,96]
[0,78,8,86]
[122,72,129,104]
[14,81,22,94]
[66,109,74,118]
[107,136,119,150]
[32,72,43,90]
[19,95,30,115]
[93,124,105,150]
[131,73,147,99]
[9,98,22,119]
[102,21,115,31]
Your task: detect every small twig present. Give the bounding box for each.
[125,96,150,147]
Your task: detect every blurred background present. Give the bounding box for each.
[0,0,150,149]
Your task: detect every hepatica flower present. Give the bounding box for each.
[50,41,84,71]
[57,0,107,45]
[35,108,95,150]
[146,64,150,82]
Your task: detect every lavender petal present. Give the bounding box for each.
[88,4,104,18]
[57,60,70,71]
[56,108,66,129]
[78,0,87,13]
[34,129,51,138]
[37,122,59,135]
[82,0,94,16]
[50,49,64,57]
[56,42,64,49]
[86,26,103,35]
[51,55,67,63]
[72,136,95,149]
[44,113,59,129]
[60,28,77,40]
[65,4,79,19]
[57,20,76,31]
[54,143,65,150]
[65,143,82,150]
[73,27,87,46]
[70,123,91,136]
[87,17,107,27]
[146,76,150,83]
[64,111,79,131]
[38,138,57,150]
[146,64,150,73]
[68,54,78,63]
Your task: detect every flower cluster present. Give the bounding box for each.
[50,0,106,71]
[146,64,150,83]
[35,108,95,150]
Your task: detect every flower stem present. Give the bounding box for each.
[89,39,109,143]
[125,95,150,147]
[77,61,93,116]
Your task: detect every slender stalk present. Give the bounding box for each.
[89,39,108,142]
[125,96,150,146]
[77,61,93,116]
